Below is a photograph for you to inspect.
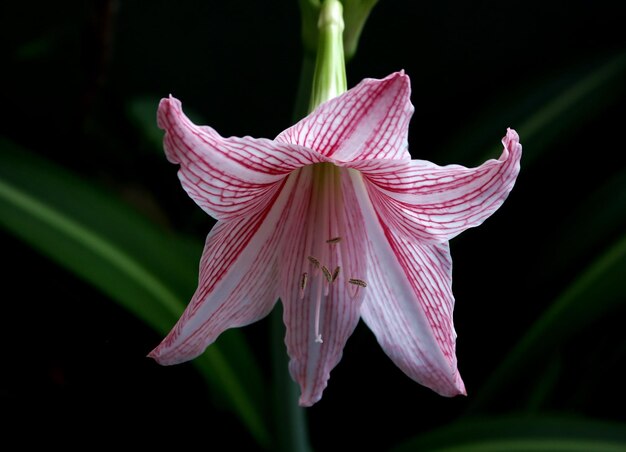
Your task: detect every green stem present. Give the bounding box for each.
[271,306,312,452]
[309,0,347,111]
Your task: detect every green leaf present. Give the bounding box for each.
[0,138,270,448]
[298,0,321,56]
[342,0,379,60]
[470,233,626,412]
[392,416,626,452]
[127,97,164,152]
[508,52,626,168]
[439,52,626,167]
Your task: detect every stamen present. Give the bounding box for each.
[326,237,342,244]
[348,278,367,287]
[321,266,333,296]
[348,278,367,299]
[299,272,308,299]
[321,266,333,283]
[307,255,320,269]
[331,266,340,282]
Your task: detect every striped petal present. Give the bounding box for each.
[158,96,325,221]
[279,164,368,406]
[351,170,466,396]
[353,128,522,243]
[350,129,522,242]
[276,72,413,162]
[148,174,300,364]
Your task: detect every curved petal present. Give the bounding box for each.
[276,72,413,162]
[351,170,466,396]
[148,173,299,364]
[352,128,522,243]
[279,165,368,406]
[158,96,326,221]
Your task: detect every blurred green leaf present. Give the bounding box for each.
[298,0,379,60]
[298,0,321,56]
[567,338,626,410]
[127,97,164,152]
[523,354,561,413]
[530,168,626,285]
[508,52,626,168]
[128,96,212,154]
[470,233,626,411]
[342,0,379,60]
[440,52,626,167]
[0,138,270,448]
[392,416,626,452]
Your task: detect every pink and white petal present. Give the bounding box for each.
[353,128,521,243]
[351,170,466,396]
[279,165,368,406]
[158,96,326,221]
[275,72,413,162]
[148,173,300,365]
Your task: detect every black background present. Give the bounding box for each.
[1,0,625,449]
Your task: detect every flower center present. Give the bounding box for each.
[298,163,367,344]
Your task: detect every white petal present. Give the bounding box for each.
[279,164,368,406]
[276,72,413,162]
[350,170,466,396]
[158,96,325,221]
[353,128,522,243]
[148,173,301,364]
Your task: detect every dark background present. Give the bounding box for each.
[1,0,625,449]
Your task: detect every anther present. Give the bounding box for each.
[326,237,342,244]
[299,272,308,299]
[348,278,367,288]
[331,266,340,282]
[321,266,333,283]
[307,256,320,268]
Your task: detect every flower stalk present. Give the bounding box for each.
[309,0,347,112]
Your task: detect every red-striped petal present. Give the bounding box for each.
[148,173,300,365]
[353,128,522,243]
[279,164,368,406]
[351,170,466,396]
[158,96,325,221]
[275,72,413,162]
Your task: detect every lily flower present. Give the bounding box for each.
[149,71,522,406]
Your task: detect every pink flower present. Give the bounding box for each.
[149,72,522,406]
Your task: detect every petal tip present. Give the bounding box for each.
[455,378,468,397]
[451,369,467,396]
[147,347,166,364]
[147,343,202,366]
[502,127,522,163]
[505,127,520,143]
[437,371,467,397]
[146,344,178,366]
[288,362,330,407]
[157,96,183,128]
[386,70,411,86]
[298,393,322,407]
